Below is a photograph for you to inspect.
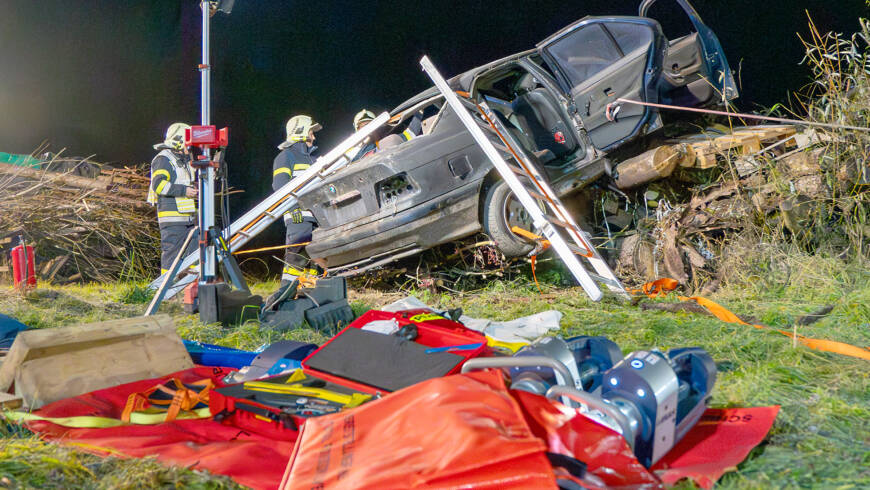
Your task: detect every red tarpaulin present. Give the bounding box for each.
[651,406,781,488]
[281,369,557,489]
[24,367,778,489]
[25,366,296,490]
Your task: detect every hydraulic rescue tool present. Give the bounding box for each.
[461,336,717,467]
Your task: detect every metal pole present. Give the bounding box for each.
[199,0,217,283]
[145,226,198,316]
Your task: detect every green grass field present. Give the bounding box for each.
[0,248,867,488]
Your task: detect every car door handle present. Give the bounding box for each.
[603,87,614,96]
[584,100,591,116]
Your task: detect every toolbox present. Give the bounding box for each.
[300,309,490,393]
[210,309,490,435]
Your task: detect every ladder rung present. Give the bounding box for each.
[544,214,571,229]
[588,272,623,289]
[525,188,549,202]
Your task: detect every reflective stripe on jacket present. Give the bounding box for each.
[149,149,196,224]
[273,142,318,220]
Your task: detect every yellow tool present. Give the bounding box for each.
[244,370,372,408]
[486,336,528,354]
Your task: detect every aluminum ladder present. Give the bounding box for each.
[421,56,627,301]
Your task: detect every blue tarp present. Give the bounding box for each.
[0,313,29,349]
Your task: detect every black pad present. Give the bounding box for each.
[305,328,465,392]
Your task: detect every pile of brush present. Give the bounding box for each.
[609,17,870,292]
[0,155,159,283]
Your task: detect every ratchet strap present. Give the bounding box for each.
[632,278,870,361]
[122,378,213,423]
[4,407,211,428]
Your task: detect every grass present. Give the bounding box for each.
[0,249,867,488]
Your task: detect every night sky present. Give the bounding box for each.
[1,0,866,244]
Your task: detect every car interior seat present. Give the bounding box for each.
[511,75,577,162]
[490,106,538,157]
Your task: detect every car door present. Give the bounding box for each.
[538,18,667,151]
[639,0,739,105]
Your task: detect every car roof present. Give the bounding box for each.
[390,48,537,115]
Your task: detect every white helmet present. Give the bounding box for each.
[285,115,322,144]
[156,122,190,151]
[353,109,376,130]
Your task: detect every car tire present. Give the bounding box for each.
[482,179,537,257]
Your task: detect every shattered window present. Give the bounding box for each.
[605,22,653,57]
[546,24,621,87]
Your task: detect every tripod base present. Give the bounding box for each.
[199,281,261,325]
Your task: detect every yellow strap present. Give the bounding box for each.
[273,167,292,177]
[3,407,211,428]
[292,163,310,171]
[232,241,310,255]
[282,265,318,277]
[632,279,870,362]
[402,129,416,141]
[155,180,169,195]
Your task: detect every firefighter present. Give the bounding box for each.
[400,110,423,142]
[148,122,198,274]
[273,115,321,286]
[346,109,377,162]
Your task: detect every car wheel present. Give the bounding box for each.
[482,179,538,257]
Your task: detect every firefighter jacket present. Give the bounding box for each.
[148,149,196,224]
[273,141,318,221]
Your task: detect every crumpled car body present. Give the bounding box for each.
[299,0,737,273]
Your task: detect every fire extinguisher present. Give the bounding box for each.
[11,236,37,289]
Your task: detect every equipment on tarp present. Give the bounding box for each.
[462,337,717,467]
[221,340,317,384]
[300,309,489,393]
[212,369,374,432]
[510,336,623,394]
[280,370,558,490]
[260,277,354,333]
[0,315,193,409]
[11,236,36,290]
[588,347,717,467]
[183,340,258,368]
[122,378,213,423]
[145,111,391,303]
[420,55,627,302]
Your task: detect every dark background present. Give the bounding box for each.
[1,0,867,246]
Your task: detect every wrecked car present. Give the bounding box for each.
[300,0,738,274]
